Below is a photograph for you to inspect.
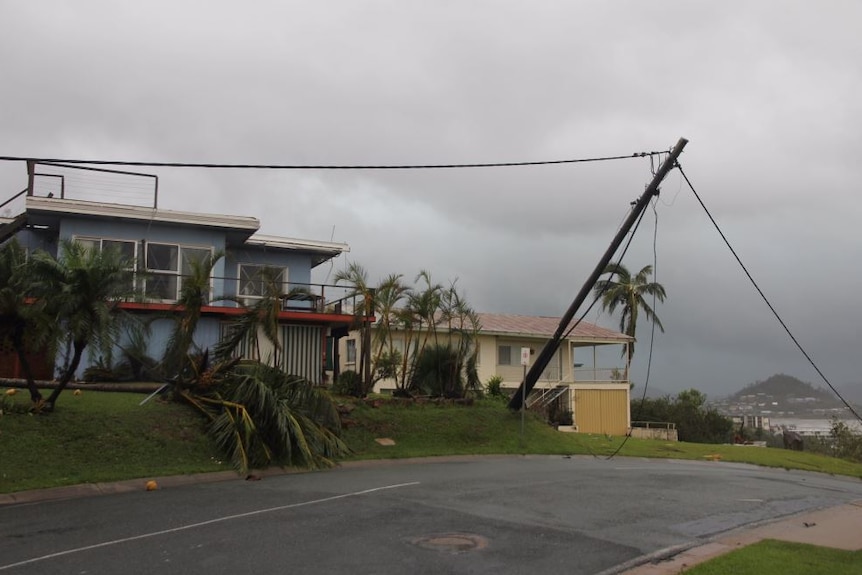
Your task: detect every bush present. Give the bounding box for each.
[485,375,505,400]
[333,370,364,397]
[808,418,862,462]
[633,388,733,443]
[410,344,463,398]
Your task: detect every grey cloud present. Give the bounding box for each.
[1,1,860,395]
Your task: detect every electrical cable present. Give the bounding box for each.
[605,199,661,460]
[562,204,649,342]
[677,163,862,425]
[0,152,664,171]
[556,195,652,460]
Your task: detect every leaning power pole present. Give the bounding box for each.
[508,137,688,410]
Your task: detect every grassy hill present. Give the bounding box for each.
[2,390,862,495]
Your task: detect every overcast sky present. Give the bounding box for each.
[1,1,860,398]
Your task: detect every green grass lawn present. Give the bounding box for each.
[2,391,861,495]
[0,390,224,493]
[683,539,862,574]
[340,397,862,479]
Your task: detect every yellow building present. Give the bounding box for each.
[339,312,634,435]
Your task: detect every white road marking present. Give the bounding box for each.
[0,481,420,571]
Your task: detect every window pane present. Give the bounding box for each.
[103,240,136,264]
[239,265,263,297]
[182,248,211,275]
[346,339,357,363]
[146,273,177,300]
[76,238,99,253]
[498,345,511,366]
[239,264,286,298]
[147,244,178,271]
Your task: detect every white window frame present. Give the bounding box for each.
[498,345,512,366]
[144,242,213,303]
[236,263,288,305]
[346,339,357,364]
[74,236,137,293]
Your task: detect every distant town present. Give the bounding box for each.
[709,374,861,437]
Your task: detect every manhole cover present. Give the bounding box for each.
[410,533,489,554]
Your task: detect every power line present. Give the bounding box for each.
[677,163,862,425]
[0,151,663,171]
[605,199,662,460]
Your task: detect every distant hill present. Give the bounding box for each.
[732,374,834,402]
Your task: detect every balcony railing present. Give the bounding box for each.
[121,273,369,318]
[572,367,628,384]
[498,365,628,387]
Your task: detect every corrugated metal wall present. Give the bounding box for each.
[572,389,629,435]
[282,325,323,384]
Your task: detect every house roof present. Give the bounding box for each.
[24,196,260,235]
[245,234,349,267]
[13,197,349,265]
[476,313,632,345]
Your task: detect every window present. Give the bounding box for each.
[76,237,137,263]
[498,345,512,366]
[238,264,287,302]
[75,237,137,293]
[145,242,212,302]
[346,339,357,364]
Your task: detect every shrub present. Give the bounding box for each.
[410,344,463,398]
[485,375,505,399]
[633,388,733,444]
[830,419,862,461]
[333,370,364,397]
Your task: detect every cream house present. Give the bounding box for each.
[338,312,634,435]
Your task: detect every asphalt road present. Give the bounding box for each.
[2,455,861,574]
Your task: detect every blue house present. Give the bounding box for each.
[0,164,359,384]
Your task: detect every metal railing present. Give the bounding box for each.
[631,421,676,430]
[573,367,628,383]
[121,273,368,317]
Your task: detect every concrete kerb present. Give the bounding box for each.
[614,500,862,575]
[0,454,527,507]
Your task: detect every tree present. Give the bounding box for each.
[371,273,409,373]
[161,250,224,379]
[158,258,348,473]
[29,240,135,411]
[593,263,666,361]
[215,274,313,369]
[179,363,348,473]
[0,239,51,404]
[333,262,375,394]
[634,389,732,443]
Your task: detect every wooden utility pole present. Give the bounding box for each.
[508,137,688,410]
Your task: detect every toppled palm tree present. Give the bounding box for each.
[179,357,348,472]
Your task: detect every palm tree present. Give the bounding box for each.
[181,363,348,473]
[412,270,443,349]
[333,262,375,393]
[371,273,409,378]
[215,271,312,369]
[161,250,224,380]
[593,263,666,362]
[0,239,51,404]
[30,240,135,411]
